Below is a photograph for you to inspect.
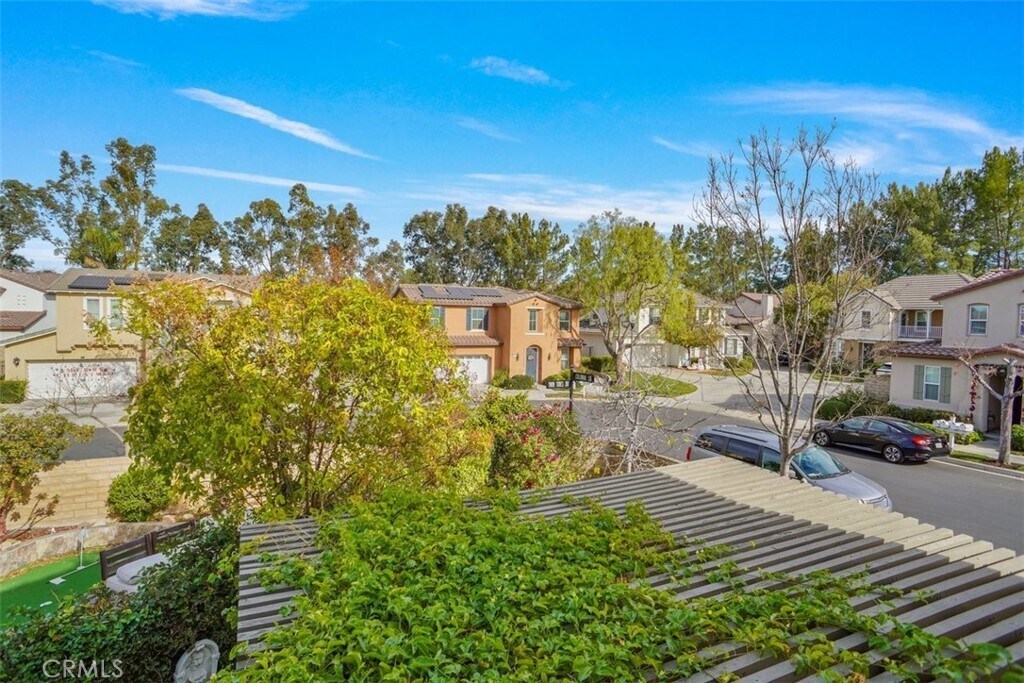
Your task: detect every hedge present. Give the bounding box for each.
[541,369,571,384]
[817,389,964,424]
[503,374,536,390]
[917,422,983,445]
[1013,424,1024,452]
[0,379,26,404]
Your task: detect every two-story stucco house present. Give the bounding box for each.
[394,284,584,384]
[580,294,746,370]
[836,274,974,369]
[885,268,1024,433]
[0,270,60,344]
[1,268,254,399]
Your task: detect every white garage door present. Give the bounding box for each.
[629,344,664,368]
[458,356,491,385]
[27,360,138,400]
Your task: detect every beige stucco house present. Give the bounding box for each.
[394,284,584,384]
[1,269,253,400]
[884,268,1024,433]
[726,292,779,359]
[580,294,745,370]
[836,273,973,369]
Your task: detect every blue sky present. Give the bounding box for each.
[3,1,1022,270]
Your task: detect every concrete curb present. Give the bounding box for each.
[933,455,1024,480]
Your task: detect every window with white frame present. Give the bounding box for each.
[560,348,570,370]
[923,365,941,401]
[649,307,662,324]
[468,308,487,331]
[84,298,102,327]
[558,310,570,331]
[860,310,871,328]
[431,305,445,328]
[527,308,540,332]
[725,337,741,356]
[109,298,125,329]
[968,304,988,335]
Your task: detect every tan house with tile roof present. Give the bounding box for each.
[884,268,1024,433]
[394,284,584,384]
[1,268,254,399]
[836,273,974,369]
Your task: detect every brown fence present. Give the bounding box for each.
[99,520,196,579]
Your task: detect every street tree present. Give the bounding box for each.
[0,180,48,270]
[569,210,672,384]
[121,277,469,517]
[695,126,894,476]
[0,409,92,543]
[957,355,1024,466]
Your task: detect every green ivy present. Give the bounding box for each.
[218,490,1017,682]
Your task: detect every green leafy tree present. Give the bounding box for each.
[0,409,93,542]
[0,179,48,269]
[149,203,226,273]
[98,138,170,269]
[966,146,1024,271]
[569,210,672,384]
[228,197,293,276]
[403,203,500,284]
[495,212,570,290]
[659,288,724,351]
[362,239,406,291]
[40,151,104,266]
[121,277,469,517]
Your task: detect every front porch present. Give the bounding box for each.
[897,309,943,341]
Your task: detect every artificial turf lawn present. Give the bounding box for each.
[0,551,101,625]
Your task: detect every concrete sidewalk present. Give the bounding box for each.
[952,438,1024,466]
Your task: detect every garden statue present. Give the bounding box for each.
[173,639,220,683]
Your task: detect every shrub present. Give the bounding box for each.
[490,368,510,388]
[107,463,174,522]
[471,391,587,490]
[0,518,238,682]
[918,423,983,445]
[816,389,965,424]
[1013,425,1024,452]
[504,374,536,390]
[582,355,615,373]
[541,369,571,384]
[0,380,26,404]
[723,356,754,372]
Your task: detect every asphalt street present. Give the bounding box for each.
[556,399,1024,553]
[61,426,126,461]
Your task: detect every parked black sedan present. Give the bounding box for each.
[812,416,951,463]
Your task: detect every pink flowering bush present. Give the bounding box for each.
[472,390,586,489]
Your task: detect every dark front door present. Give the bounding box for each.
[525,346,540,381]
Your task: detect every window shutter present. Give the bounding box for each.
[483,311,489,330]
[939,366,952,404]
[913,365,924,400]
[465,308,472,331]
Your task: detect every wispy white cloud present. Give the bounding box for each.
[93,0,304,20]
[404,173,701,229]
[454,117,519,143]
[157,163,364,196]
[174,88,379,160]
[469,56,567,87]
[87,50,144,68]
[717,83,1016,145]
[651,136,715,158]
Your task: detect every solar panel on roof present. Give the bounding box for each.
[473,288,501,296]
[446,287,474,298]
[418,285,441,298]
[112,276,135,285]
[68,275,114,290]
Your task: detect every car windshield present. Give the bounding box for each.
[886,419,936,436]
[793,445,850,479]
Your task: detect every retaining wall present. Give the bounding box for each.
[0,522,168,578]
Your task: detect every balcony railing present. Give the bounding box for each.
[897,325,942,340]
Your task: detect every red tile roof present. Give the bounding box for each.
[396,284,582,309]
[557,337,586,348]
[931,268,1024,300]
[0,310,46,331]
[447,334,502,347]
[884,339,1024,361]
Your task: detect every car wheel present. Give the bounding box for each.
[882,444,905,464]
[813,430,831,446]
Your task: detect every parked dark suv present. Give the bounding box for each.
[812,416,950,464]
[687,425,892,511]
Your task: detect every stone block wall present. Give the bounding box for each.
[863,374,891,402]
[12,456,130,527]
